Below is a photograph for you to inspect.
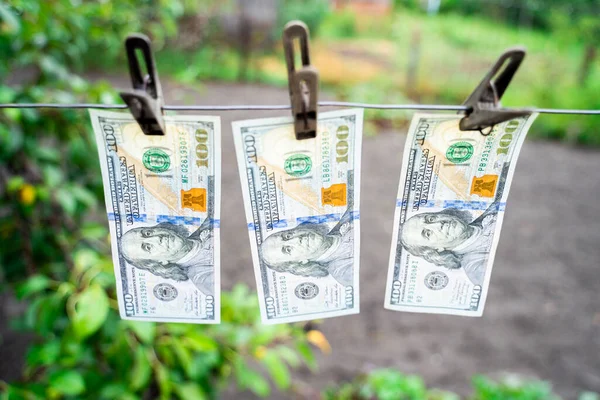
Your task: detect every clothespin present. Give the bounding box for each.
[119,34,166,136]
[459,48,531,134]
[283,21,319,140]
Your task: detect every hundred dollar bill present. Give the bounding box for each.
[385,113,537,316]
[232,109,363,324]
[89,110,220,323]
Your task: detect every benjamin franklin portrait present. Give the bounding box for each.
[119,218,214,296]
[400,203,498,286]
[260,207,355,287]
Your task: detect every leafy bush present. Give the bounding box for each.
[472,375,559,400]
[0,1,318,398]
[323,369,459,400]
[3,278,318,399]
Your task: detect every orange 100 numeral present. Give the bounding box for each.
[335,125,349,163]
[195,129,209,168]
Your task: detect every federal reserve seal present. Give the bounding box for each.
[284,154,312,177]
[143,148,171,173]
[294,282,319,300]
[153,283,178,301]
[424,271,449,291]
[446,142,474,164]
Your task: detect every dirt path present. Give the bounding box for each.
[3,80,600,398]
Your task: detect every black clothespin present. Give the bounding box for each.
[283,21,319,140]
[460,48,531,134]
[119,34,166,136]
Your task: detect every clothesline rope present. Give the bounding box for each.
[0,101,598,115]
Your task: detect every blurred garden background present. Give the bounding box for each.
[1,0,599,399]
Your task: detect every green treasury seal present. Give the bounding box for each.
[446,142,474,164]
[284,154,312,177]
[143,148,171,173]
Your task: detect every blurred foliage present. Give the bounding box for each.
[391,0,600,107]
[2,279,319,399]
[159,46,243,84]
[394,0,600,31]
[549,13,600,86]
[276,0,331,36]
[312,9,600,145]
[319,9,358,39]
[0,1,318,398]
[323,369,460,400]
[323,369,599,400]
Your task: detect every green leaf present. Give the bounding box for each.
[126,321,156,344]
[48,370,85,396]
[15,275,51,299]
[0,124,23,157]
[363,369,426,400]
[26,340,60,367]
[74,248,100,272]
[185,334,218,352]
[0,3,21,33]
[39,56,70,80]
[276,346,300,368]
[59,338,89,368]
[81,222,109,240]
[234,358,270,397]
[24,297,44,330]
[6,176,24,192]
[42,165,64,187]
[261,351,290,391]
[69,185,97,208]
[99,382,128,399]
[0,86,16,103]
[130,347,152,391]
[70,284,109,339]
[34,147,61,163]
[175,383,207,400]
[296,341,317,371]
[187,352,220,380]
[173,341,193,378]
[156,363,172,399]
[1,385,42,400]
[55,187,77,216]
[35,295,64,334]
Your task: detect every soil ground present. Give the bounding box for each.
[2,81,600,398]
